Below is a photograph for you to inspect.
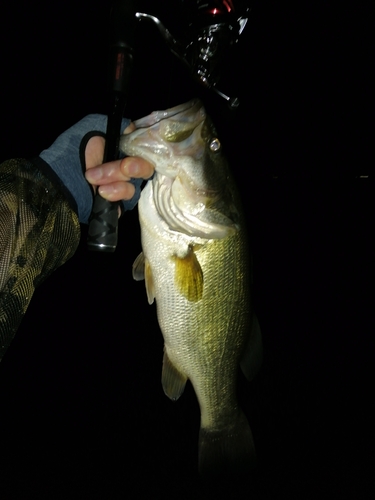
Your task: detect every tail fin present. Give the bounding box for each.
[198,411,257,478]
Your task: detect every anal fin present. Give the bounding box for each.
[162,350,187,401]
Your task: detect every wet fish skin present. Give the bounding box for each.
[120,99,261,476]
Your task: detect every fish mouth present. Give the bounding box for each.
[133,99,203,129]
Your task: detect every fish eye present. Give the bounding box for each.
[209,138,221,152]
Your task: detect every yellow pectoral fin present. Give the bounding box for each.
[173,246,203,302]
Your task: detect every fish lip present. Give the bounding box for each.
[133,99,202,129]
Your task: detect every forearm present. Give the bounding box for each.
[0,158,80,360]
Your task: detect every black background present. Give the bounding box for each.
[0,1,374,498]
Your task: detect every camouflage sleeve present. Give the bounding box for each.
[0,158,81,361]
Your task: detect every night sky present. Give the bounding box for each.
[1,2,374,498]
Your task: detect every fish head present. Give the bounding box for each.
[120,99,205,174]
[120,99,240,239]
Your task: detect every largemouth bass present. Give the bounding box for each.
[120,99,262,476]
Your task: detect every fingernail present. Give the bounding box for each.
[98,185,114,198]
[85,167,102,181]
[124,159,140,176]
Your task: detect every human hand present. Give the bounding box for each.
[38,115,154,224]
[84,123,154,202]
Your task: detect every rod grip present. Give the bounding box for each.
[87,196,119,252]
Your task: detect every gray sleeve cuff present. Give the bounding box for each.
[39,114,141,224]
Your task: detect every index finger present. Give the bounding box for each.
[123,122,136,134]
[121,156,154,179]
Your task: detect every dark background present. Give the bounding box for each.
[0,1,374,498]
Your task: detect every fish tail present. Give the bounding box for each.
[198,411,257,478]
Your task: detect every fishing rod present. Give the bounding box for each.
[87,0,138,252]
[87,0,251,252]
